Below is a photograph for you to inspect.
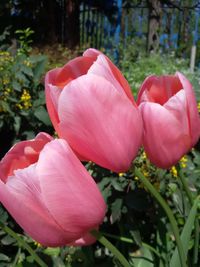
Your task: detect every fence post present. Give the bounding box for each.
[190,45,196,73]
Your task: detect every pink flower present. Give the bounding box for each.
[0,133,106,247]
[137,72,200,169]
[45,48,142,172]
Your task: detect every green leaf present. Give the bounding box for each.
[170,197,200,267]
[0,253,10,262]
[0,207,8,223]
[43,247,60,256]
[30,55,47,83]
[131,247,154,267]
[130,230,142,247]
[14,116,21,134]
[34,106,51,126]
[21,65,33,77]
[1,234,15,245]
[111,179,124,191]
[110,198,123,224]
[12,80,22,92]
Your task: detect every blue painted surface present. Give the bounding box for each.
[80,1,200,63]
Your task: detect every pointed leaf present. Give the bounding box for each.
[170,197,200,267]
[131,246,154,267]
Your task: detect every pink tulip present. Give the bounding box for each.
[0,133,106,247]
[137,72,200,169]
[45,48,143,172]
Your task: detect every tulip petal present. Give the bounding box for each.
[83,48,102,58]
[37,139,106,238]
[164,90,189,133]
[87,54,135,104]
[55,56,95,88]
[58,74,142,172]
[70,232,96,246]
[0,133,52,182]
[45,56,96,133]
[137,75,182,105]
[176,72,200,145]
[88,54,123,93]
[0,164,69,247]
[45,81,62,134]
[83,48,135,103]
[140,102,191,168]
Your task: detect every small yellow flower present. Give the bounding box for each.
[141,151,147,159]
[3,78,10,85]
[143,170,149,177]
[23,60,32,67]
[16,103,23,110]
[34,241,42,248]
[198,102,200,113]
[19,89,32,109]
[180,156,187,168]
[118,172,124,177]
[171,166,178,178]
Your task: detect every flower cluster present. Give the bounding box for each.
[0,51,33,113]
[16,89,32,110]
[0,48,199,248]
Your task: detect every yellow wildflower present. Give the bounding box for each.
[141,151,147,160]
[16,89,32,110]
[180,156,187,168]
[171,166,178,178]
[143,170,149,177]
[198,102,200,113]
[20,89,32,109]
[34,241,42,248]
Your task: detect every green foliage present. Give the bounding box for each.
[0,30,200,266]
[0,31,52,157]
[15,28,34,55]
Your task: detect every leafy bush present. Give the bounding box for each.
[0,37,53,157]
[118,50,200,101]
[0,33,200,267]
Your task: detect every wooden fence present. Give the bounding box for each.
[79,1,200,63]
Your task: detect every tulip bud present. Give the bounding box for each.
[45,48,143,172]
[0,133,106,246]
[137,72,200,168]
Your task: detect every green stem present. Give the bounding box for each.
[101,231,161,258]
[179,169,194,205]
[134,167,187,267]
[0,222,47,267]
[179,169,199,265]
[90,229,131,267]
[100,231,134,243]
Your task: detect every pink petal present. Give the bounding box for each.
[0,164,70,247]
[87,54,135,105]
[88,55,126,96]
[50,56,95,89]
[84,48,135,104]
[137,75,182,105]
[176,72,200,145]
[70,232,97,246]
[105,56,135,104]
[140,102,191,168]
[164,90,189,133]
[36,139,106,238]
[45,81,62,135]
[58,74,142,172]
[0,133,52,182]
[45,56,96,134]
[83,48,102,57]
